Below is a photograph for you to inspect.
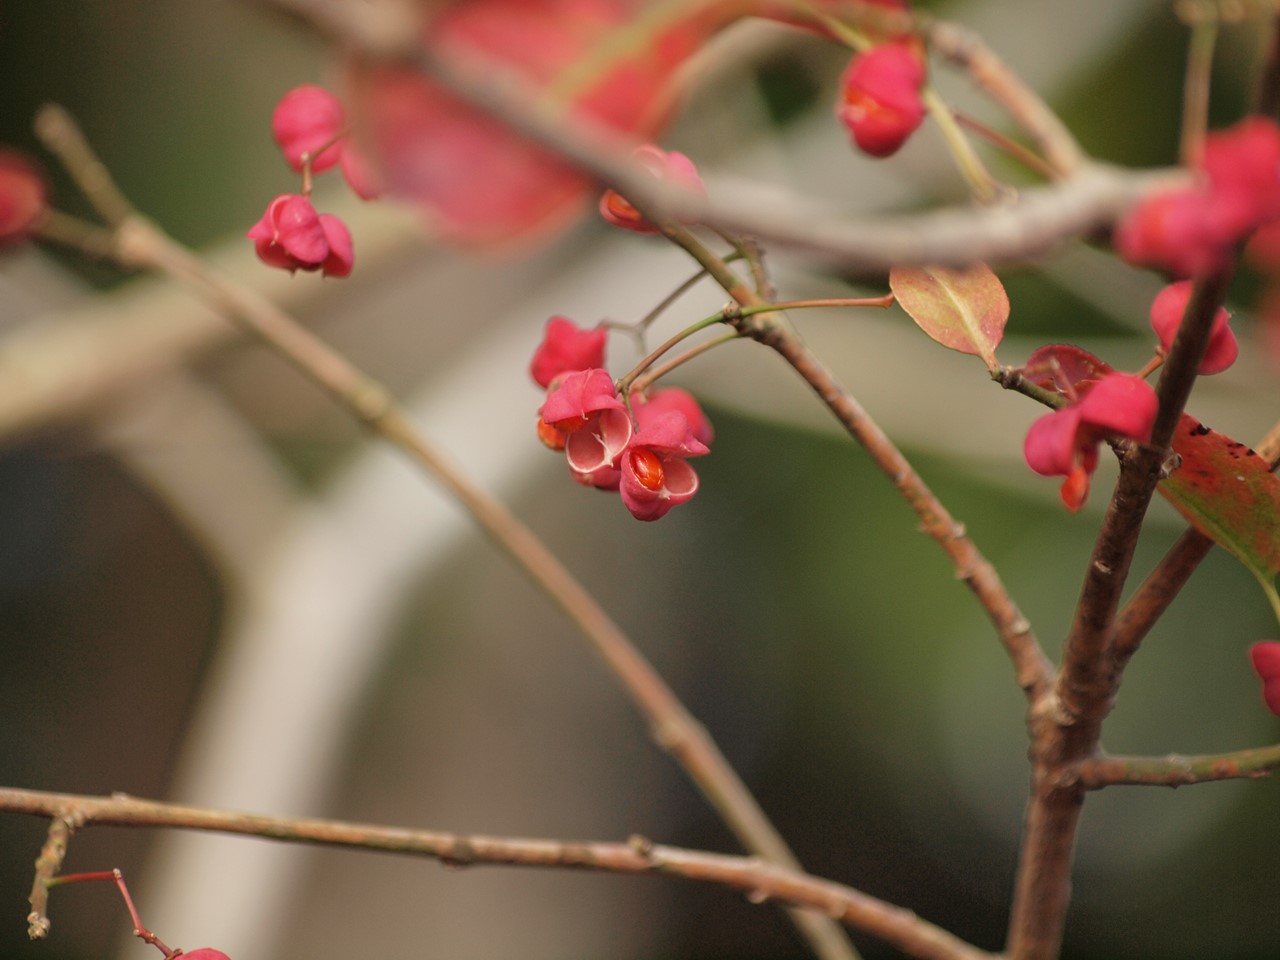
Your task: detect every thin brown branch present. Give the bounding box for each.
[763,320,1055,700]
[1256,11,1280,117]
[1179,20,1218,168]
[1111,529,1215,667]
[952,112,1057,181]
[0,786,996,960]
[922,19,1085,177]
[1075,744,1280,789]
[1005,267,1235,960]
[660,226,1055,702]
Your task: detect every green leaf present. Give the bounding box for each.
[1159,414,1280,625]
[890,263,1009,371]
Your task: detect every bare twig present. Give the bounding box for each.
[1075,744,1280,789]
[660,225,1055,701]
[0,786,996,960]
[921,18,1085,176]
[26,816,73,939]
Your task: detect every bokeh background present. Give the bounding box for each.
[1,2,1279,959]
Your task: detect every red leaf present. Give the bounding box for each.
[1160,414,1280,623]
[345,0,714,246]
[1019,344,1113,397]
[889,263,1009,371]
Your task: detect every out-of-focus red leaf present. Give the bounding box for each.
[889,263,1009,371]
[1019,345,1114,397]
[345,0,716,246]
[1160,414,1280,623]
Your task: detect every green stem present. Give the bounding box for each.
[616,313,727,397]
[737,295,895,317]
[632,330,742,394]
[1256,573,1280,631]
[1180,20,1219,168]
[952,111,1056,180]
[922,86,1003,203]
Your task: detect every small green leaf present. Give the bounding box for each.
[890,263,1009,371]
[1159,414,1280,625]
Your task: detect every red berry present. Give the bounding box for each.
[1249,642,1280,716]
[836,43,926,158]
[0,150,47,246]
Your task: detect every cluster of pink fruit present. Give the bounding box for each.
[246,85,382,278]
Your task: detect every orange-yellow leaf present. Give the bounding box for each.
[890,263,1009,371]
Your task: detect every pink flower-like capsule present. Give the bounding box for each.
[1249,642,1280,716]
[540,368,632,489]
[836,42,926,158]
[273,85,347,174]
[0,149,47,247]
[339,140,384,200]
[619,407,710,521]
[630,386,714,447]
[247,194,354,277]
[1117,116,1280,276]
[183,951,232,960]
[1149,280,1238,375]
[529,316,608,388]
[1023,373,1159,512]
[599,145,705,234]
[1201,116,1280,231]
[1114,188,1227,278]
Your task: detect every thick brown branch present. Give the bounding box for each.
[262,0,1181,273]
[0,787,995,960]
[1005,268,1235,960]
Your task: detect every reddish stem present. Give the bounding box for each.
[47,869,179,957]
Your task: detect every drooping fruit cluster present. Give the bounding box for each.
[1117,117,1280,277]
[248,85,382,278]
[531,316,713,522]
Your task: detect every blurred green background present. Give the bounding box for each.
[1,2,1278,960]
